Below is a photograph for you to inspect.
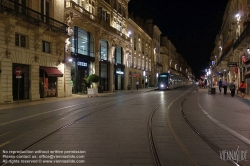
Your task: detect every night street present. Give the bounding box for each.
[1,0,250,165]
[1,85,250,166]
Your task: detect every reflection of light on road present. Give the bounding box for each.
[160,91,164,101]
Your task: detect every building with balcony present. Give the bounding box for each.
[161,36,190,79]
[212,0,250,94]
[143,19,161,87]
[127,15,152,89]
[0,0,68,103]
[65,0,130,93]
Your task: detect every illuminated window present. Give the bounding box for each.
[71,27,94,57]
[128,55,132,68]
[115,46,123,64]
[134,57,136,68]
[100,39,108,60]
[142,57,144,70]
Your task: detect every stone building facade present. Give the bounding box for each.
[127,15,153,89]
[211,0,250,94]
[0,0,68,103]
[65,0,130,93]
[0,0,193,104]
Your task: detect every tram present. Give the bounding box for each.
[157,72,187,90]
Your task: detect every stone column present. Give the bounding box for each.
[0,58,13,103]
[109,39,116,92]
[57,63,65,97]
[30,62,40,100]
[64,62,72,97]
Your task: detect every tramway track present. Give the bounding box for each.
[147,102,164,166]
[147,85,195,166]
[0,97,116,127]
[0,91,154,166]
[0,93,144,139]
[180,93,247,166]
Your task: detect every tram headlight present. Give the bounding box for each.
[160,84,164,88]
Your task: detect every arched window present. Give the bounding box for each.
[100,39,108,60]
[128,55,132,68]
[115,46,123,64]
[142,57,144,70]
[138,57,140,69]
[71,27,94,57]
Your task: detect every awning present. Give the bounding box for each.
[245,71,250,79]
[40,67,63,77]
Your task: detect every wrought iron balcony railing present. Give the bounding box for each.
[0,0,67,35]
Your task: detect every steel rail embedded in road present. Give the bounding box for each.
[147,85,198,166]
[180,92,245,166]
[165,86,200,166]
[0,92,151,166]
[147,102,164,166]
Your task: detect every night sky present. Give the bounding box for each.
[128,0,229,78]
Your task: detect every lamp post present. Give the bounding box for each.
[143,71,145,88]
[209,67,212,89]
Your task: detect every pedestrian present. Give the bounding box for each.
[218,79,223,93]
[229,80,236,97]
[204,79,207,88]
[136,81,139,90]
[239,81,247,97]
[199,79,202,88]
[145,82,148,88]
[223,79,228,95]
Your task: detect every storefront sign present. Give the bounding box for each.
[132,73,140,77]
[116,71,124,75]
[227,62,237,67]
[77,61,87,67]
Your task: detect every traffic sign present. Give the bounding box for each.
[15,67,22,76]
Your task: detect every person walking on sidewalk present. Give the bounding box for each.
[229,80,236,97]
[239,81,247,97]
[218,79,223,93]
[223,79,228,95]
[136,81,139,90]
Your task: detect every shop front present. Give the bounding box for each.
[245,65,250,94]
[142,71,149,88]
[114,65,124,90]
[71,58,90,94]
[70,26,95,93]
[132,72,141,89]
[39,67,63,98]
[99,61,110,91]
[12,63,30,100]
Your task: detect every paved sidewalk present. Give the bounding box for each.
[200,86,250,99]
[197,88,250,142]
[182,88,250,165]
[0,88,155,110]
